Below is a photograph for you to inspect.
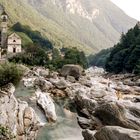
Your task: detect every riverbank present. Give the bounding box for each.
[0,65,140,140]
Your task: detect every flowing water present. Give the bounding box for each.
[14,83,83,140]
[37,99,83,140]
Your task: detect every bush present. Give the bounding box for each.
[0,63,23,87]
[9,44,49,66]
[9,47,88,71]
[0,125,15,140]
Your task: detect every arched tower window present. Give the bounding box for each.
[2,16,7,22]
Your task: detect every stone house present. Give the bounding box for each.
[0,10,22,58]
[7,33,22,53]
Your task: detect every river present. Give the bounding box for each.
[14,83,83,140]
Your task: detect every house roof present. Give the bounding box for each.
[1,10,7,16]
[8,32,21,39]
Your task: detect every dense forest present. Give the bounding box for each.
[88,48,112,68]
[11,22,53,50]
[105,23,140,74]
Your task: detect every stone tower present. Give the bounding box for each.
[1,10,8,48]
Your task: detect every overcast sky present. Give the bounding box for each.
[111,0,139,20]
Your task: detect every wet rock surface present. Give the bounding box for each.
[0,83,41,140]
[0,66,140,140]
[94,126,140,140]
[35,90,57,122]
[73,68,140,140]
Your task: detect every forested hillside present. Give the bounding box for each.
[88,48,112,68]
[105,23,140,74]
[0,0,136,54]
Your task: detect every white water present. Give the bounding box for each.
[37,99,83,140]
[14,83,83,140]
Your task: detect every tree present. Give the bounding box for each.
[0,63,23,87]
[12,22,53,50]
[105,23,140,74]
[9,44,49,66]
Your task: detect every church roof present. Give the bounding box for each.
[1,10,7,16]
[8,32,21,39]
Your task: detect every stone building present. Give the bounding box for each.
[7,33,21,53]
[1,10,8,48]
[0,10,22,58]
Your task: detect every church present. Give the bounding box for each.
[0,10,22,58]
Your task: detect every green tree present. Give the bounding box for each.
[9,44,49,66]
[12,22,53,50]
[105,23,140,74]
[0,63,23,87]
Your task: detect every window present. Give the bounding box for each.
[13,48,16,53]
[13,40,16,42]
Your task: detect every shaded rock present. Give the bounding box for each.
[38,68,49,77]
[53,79,69,89]
[24,107,39,129]
[75,89,97,109]
[95,126,140,140]
[82,129,96,140]
[1,83,15,95]
[135,79,140,86]
[123,79,135,86]
[66,75,76,83]
[133,97,140,103]
[50,89,66,97]
[78,116,93,129]
[94,102,140,131]
[34,78,53,91]
[78,116,102,130]
[49,72,59,79]
[65,83,87,98]
[79,77,93,87]
[90,89,108,98]
[133,86,140,93]
[17,100,28,136]
[61,64,83,79]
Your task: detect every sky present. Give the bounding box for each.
[111,0,140,20]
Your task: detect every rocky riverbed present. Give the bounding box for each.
[0,65,140,140]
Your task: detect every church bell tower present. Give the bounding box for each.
[1,10,8,48]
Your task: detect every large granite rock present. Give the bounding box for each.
[94,126,140,140]
[78,116,102,130]
[0,84,41,140]
[61,64,83,79]
[53,78,69,89]
[82,129,96,140]
[35,90,57,122]
[94,101,140,131]
[34,78,53,91]
[72,67,140,140]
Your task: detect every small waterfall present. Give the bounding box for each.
[14,82,82,140]
[37,98,83,140]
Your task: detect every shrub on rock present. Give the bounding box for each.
[0,63,23,87]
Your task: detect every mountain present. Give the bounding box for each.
[0,0,137,54]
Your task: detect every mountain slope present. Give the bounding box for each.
[0,0,137,54]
